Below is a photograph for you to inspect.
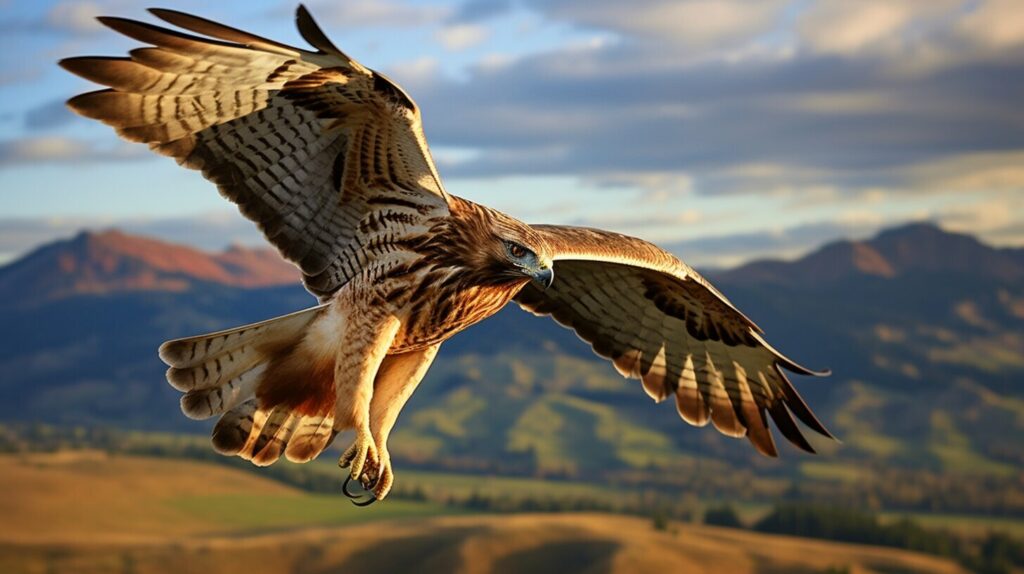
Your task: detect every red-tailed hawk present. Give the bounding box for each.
[61,6,834,504]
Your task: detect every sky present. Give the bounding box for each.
[0,0,1022,267]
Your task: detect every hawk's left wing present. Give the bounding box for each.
[60,7,449,300]
[514,225,834,457]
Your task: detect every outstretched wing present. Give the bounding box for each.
[514,225,834,457]
[61,7,448,299]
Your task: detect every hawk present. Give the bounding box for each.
[61,6,834,504]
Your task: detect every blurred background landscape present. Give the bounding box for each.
[1,0,1023,573]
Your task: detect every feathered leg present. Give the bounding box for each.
[330,289,402,485]
[359,344,440,500]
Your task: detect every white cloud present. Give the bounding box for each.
[797,1,922,56]
[475,53,516,73]
[45,1,105,35]
[0,137,148,167]
[903,150,1024,193]
[435,23,488,51]
[778,90,903,115]
[0,212,267,265]
[536,0,787,51]
[958,0,1024,49]
[794,0,1024,70]
[385,57,442,92]
[587,170,695,198]
[310,0,450,28]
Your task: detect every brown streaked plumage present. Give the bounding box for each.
[62,5,834,503]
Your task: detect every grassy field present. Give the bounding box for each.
[879,511,1024,539]
[374,466,1024,539]
[0,451,449,543]
[0,452,979,573]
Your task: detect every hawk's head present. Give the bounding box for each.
[497,233,554,289]
[449,201,554,289]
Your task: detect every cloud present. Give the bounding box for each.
[902,151,1024,193]
[586,171,695,199]
[794,0,1024,71]
[308,0,450,28]
[665,219,888,269]
[796,1,925,56]
[0,137,149,168]
[435,23,489,51]
[958,0,1024,50]
[531,0,787,51]
[450,0,513,23]
[0,212,266,265]
[934,193,1024,239]
[45,1,106,35]
[402,0,1024,202]
[575,208,705,231]
[385,57,442,93]
[23,99,79,131]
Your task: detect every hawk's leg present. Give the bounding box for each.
[328,288,402,488]
[361,344,441,501]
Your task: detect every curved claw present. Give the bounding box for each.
[351,494,377,507]
[342,474,362,499]
[343,473,379,506]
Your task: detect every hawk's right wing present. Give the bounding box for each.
[61,6,449,299]
[516,225,834,457]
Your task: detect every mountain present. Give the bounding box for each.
[1,223,1022,515]
[0,229,298,306]
[717,222,1024,285]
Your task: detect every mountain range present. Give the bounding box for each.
[1,222,1021,513]
[0,229,298,306]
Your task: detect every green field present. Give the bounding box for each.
[170,493,454,532]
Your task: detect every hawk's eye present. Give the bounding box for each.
[506,242,528,259]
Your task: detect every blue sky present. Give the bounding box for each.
[1,0,1022,266]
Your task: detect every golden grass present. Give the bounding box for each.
[0,450,296,543]
[0,513,969,574]
[0,451,443,544]
[0,452,970,574]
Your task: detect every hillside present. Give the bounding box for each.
[0,453,966,574]
[717,222,1024,285]
[0,222,1021,515]
[0,230,298,306]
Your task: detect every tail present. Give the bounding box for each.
[159,304,339,466]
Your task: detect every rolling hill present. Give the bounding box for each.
[0,453,966,574]
[1,222,1021,515]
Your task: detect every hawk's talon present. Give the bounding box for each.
[342,469,381,506]
[342,474,362,499]
[352,494,377,507]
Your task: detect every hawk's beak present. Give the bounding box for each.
[531,266,554,289]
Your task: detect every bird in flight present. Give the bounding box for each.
[62,5,834,505]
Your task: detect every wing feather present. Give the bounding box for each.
[515,224,834,456]
[61,7,448,299]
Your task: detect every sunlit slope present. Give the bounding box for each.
[0,454,966,574]
[1,512,968,574]
[0,452,443,544]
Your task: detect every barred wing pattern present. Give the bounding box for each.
[515,225,833,456]
[61,7,449,299]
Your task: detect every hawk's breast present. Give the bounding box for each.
[389,275,524,353]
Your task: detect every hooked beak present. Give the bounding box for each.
[531,266,554,289]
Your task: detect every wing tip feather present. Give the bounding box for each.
[148,7,304,56]
[774,365,836,441]
[295,4,341,56]
[767,402,816,454]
